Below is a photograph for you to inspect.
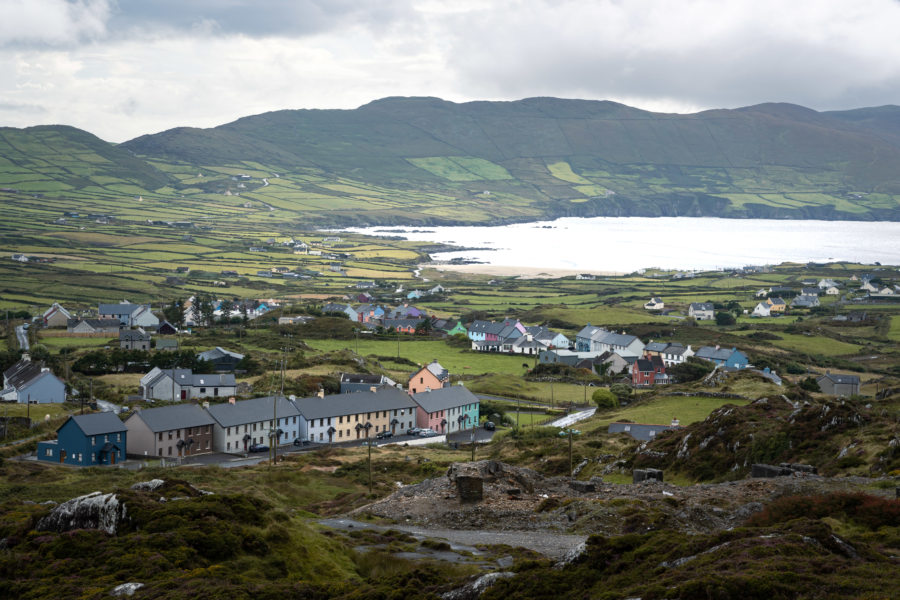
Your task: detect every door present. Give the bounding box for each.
[180,389,187,400]
[59,450,66,463]
[110,452,116,465]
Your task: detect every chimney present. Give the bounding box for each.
[228,397,236,405]
[317,389,325,398]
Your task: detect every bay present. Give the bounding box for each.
[345,217,900,272]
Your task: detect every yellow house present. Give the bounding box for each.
[766,297,787,313]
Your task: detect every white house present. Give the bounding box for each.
[140,368,236,402]
[752,302,772,317]
[644,297,664,310]
[206,395,301,453]
[688,302,715,321]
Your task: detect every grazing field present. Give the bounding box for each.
[590,395,753,429]
[770,333,862,356]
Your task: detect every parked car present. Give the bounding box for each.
[418,428,437,437]
[248,443,269,453]
[407,427,421,436]
[293,437,311,446]
[483,421,496,431]
[375,430,393,440]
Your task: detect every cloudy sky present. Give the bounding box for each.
[2,0,900,142]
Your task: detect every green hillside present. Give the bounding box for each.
[2,98,900,225]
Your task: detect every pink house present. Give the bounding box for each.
[412,386,480,434]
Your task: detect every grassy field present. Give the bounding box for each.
[305,338,528,375]
[590,395,752,429]
[770,333,862,356]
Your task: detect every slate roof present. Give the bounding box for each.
[68,318,120,330]
[99,303,141,315]
[635,358,655,372]
[576,326,639,348]
[145,369,235,388]
[695,346,740,362]
[292,386,417,420]
[131,403,216,432]
[689,302,714,311]
[817,373,860,385]
[206,396,300,428]
[3,360,45,390]
[424,361,449,381]
[197,347,244,361]
[412,385,479,413]
[644,341,669,353]
[607,422,677,442]
[120,329,151,342]
[340,373,386,385]
[67,412,127,436]
[384,318,420,329]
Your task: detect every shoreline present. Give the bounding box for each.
[423,263,624,278]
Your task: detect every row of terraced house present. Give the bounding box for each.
[36,361,480,466]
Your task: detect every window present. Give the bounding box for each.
[92,436,97,445]
[355,414,359,422]
[168,431,173,440]
[293,416,297,424]
[420,377,424,384]
[338,430,343,438]
[205,440,210,449]
[327,417,331,425]
[167,446,172,456]
[104,435,109,443]
[200,388,206,394]
[367,412,371,420]
[339,416,343,424]
[253,423,257,431]
[45,448,53,457]
[227,442,230,450]
[227,427,231,436]
[319,432,323,441]
[375,425,380,432]
[158,448,163,456]
[205,425,210,434]
[116,433,121,442]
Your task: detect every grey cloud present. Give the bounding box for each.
[0,101,48,113]
[109,0,416,38]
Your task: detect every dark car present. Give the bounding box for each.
[483,421,496,431]
[375,430,393,440]
[248,443,269,453]
[407,427,421,436]
[293,437,311,446]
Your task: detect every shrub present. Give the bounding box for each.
[592,388,618,409]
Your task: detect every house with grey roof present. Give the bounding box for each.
[38,412,127,466]
[574,325,645,357]
[98,302,159,328]
[608,421,679,442]
[694,346,750,369]
[197,347,244,372]
[293,386,418,443]
[139,367,236,401]
[1,358,66,404]
[124,403,215,458]
[412,385,480,434]
[339,373,397,394]
[688,302,715,321]
[120,329,151,351]
[206,395,301,452]
[67,318,120,334]
[791,294,820,309]
[816,372,860,397]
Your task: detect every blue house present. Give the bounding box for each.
[38,413,127,466]
[694,346,750,370]
[1,359,66,404]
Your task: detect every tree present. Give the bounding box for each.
[668,357,714,383]
[799,376,821,392]
[163,298,185,327]
[592,388,618,409]
[715,311,736,326]
[609,383,633,404]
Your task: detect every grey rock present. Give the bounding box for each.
[37,491,126,535]
[111,582,144,597]
[131,479,165,491]
[442,572,515,600]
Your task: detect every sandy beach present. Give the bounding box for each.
[423,263,623,279]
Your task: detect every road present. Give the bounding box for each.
[15,325,29,350]
[548,408,597,428]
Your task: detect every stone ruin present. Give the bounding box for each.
[446,460,541,503]
[633,468,664,483]
[751,463,818,478]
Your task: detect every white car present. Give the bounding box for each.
[418,428,437,437]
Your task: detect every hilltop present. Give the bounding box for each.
[2,98,900,225]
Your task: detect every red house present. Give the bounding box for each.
[632,355,667,387]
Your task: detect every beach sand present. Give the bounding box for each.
[423,264,623,279]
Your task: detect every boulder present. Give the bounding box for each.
[633,468,664,483]
[36,491,126,535]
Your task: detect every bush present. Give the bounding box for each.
[715,311,736,326]
[592,388,618,409]
[609,383,632,403]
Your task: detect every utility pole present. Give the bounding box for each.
[271,387,278,467]
[26,394,30,425]
[470,416,476,461]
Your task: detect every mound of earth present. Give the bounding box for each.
[355,459,894,537]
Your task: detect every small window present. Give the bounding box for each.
[92,436,97,445]
[116,433,121,442]
[227,442,230,450]
[168,446,172,456]
[45,448,53,457]
[227,427,231,436]
[338,430,343,438]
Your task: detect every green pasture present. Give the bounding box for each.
[590,395,752,430]
[304,338,526,375]
[771,333,861,356]
[37,335,115,351]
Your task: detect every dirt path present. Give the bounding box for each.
[319,517,586,560]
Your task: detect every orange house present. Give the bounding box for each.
[408,360,450,394]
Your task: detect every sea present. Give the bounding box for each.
[344,217,900,272]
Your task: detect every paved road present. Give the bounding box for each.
[15,325,29,351]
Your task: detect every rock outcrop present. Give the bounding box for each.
[36,491,126,535]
